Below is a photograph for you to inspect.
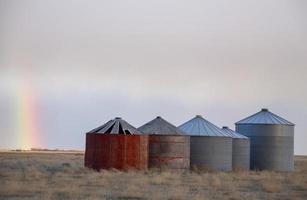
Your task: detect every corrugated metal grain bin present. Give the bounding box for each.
[84,117,148,171]
[235,108,294,171]
[179,115,232,171]
[221,126,250,170]
[138,116,190,171]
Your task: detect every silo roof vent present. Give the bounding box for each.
[88,117,142,135]
[139,116,184,135]
[221,126,248,139]
[236,109,294,125]
[178,116,232,137]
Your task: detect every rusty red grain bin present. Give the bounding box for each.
[85,133,148,170]
[148,135,190,171]
[84,117,149,171]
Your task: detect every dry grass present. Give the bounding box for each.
[261,181,282,193]
[0,152,307,200]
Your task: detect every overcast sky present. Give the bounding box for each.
[0,0,307,154]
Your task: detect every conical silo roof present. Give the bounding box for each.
[139,116,184,135]
[221,126,248,139]
[178,115,232,137]
[235,108,294,125]
[88,117,142,135]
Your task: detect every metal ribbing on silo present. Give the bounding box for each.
[235,109,294,171]
[179,115,232,171]
[190,136,232,171]
[148,135,190,171]
[221,127,250,170]
[139,116,190,171]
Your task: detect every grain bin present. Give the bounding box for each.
[84,117,148,171]
[179,115,232,171]
[138,116,190,171]
[235,108,294,171]
[221,126,250,170]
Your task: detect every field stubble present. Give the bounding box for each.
[0,152,306,200]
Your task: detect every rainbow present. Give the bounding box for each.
[15,82,41,150]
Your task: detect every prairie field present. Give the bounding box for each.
[0,152,306,200]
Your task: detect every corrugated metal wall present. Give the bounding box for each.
[236,124,294,171]
[190,136,232,171]
[84,134,148,170]
[232,138,250,170]
[148,135,190,171]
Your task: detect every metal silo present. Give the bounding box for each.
[139,116,190,171]
[235,108,294,171]
[221,126,250,170]
[85,117,148,171]
[179,115,232,171]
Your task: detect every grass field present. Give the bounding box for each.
[0,152,306,200]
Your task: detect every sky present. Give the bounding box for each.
[0,0,307,154]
